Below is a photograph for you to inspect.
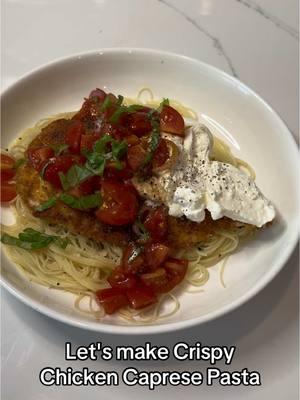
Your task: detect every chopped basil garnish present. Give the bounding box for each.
[157,98,170,112]
[59,192,102,210]
[100,96,113,112]
[85,154,106,176]
[50,143,68,156]
[93,134,113,154]
[58,134,128,190]
[36,197,57,212]
[35,192,102,213]
[141,113,161,167]
[1,228,69,250]
[109,104,144,124]
[84,134,127,175]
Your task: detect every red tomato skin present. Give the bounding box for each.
[95,181,138,226]
[1,182,17,203]
[124,135,140,147]
[160,105,185,135]
[65,121,85,154]
[96,287,129,314]
[127,112,152,136]
[0,154,15,170]
[27,147,55,172]
[144,207,168,241]
[1,169,15,182]
[126,285,157,309]
[108,267,138,290]
[80,133,100,152]
[43,156,74,188]
[145,243,170,270]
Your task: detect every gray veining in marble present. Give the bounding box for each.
[236,0,299,40]
[158,0,239,77]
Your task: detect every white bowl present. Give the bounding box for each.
[1,48,299,334]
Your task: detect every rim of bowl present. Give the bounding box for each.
[1,47,299,335]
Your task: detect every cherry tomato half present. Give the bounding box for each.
[140,268,169,293]
[160,105,185,136]
[27,147,55,172]
[127,144,147,171]
[1,169,15,182]
[95,181,138,226]
[126,284,157,309]
[0,154,15,170]
[127,112,152,136]
[43,155,74,189]
[108,267,138,290]
[124,135,140,147]
[145,243,170,270]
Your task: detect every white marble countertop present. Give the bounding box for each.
[1,1,299,399]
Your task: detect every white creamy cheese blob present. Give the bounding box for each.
[134,123,275,227]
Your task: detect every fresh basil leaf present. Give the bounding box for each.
[116,95,124,106]
[50,143,68,156]
[1,234,31,249]
[35,197,57,212]
[58,172,70,191]
[59,192,102,210]
[66,165,91,186]
[1,229,69,250]
[157,98,170,113]
[109,104,144,124]
[100,96,113,112]
[18,228,41,242]
[93,134,112,154]
[112,159,123,171]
